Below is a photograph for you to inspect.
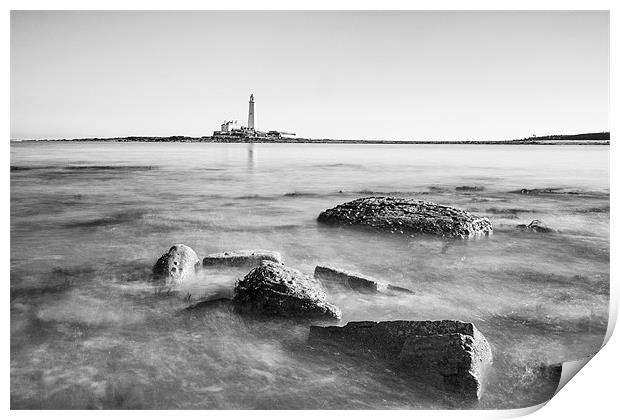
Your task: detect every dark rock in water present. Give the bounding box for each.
[456,186,484,192]
[516,219,553,233]
[314,265,414,295]
[538,363,563,381]
[575,206,610,214]
[509,187,599,196]
[428,186,448,192]
[318,197,492,239]
[152,244,201,287]
[202,250,282,267]
[510,188,562,195]
[233,261,341,319]
[308,320,492,400]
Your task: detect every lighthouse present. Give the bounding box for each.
[212,93,295,139]
[247,94,255,130]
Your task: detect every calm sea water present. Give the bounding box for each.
[10,142,609,409]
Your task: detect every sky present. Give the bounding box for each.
[10,10,609,141]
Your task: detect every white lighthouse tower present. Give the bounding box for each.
[247,93,255,130]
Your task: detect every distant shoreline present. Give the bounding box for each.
[10,132,610,146]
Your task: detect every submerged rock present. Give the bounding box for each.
[508,187,601,196]
[308,320,492,399]
[510,188,566,195]
[152,244,201,287]
[185,297,233,312]
[233,261,341,319]
[314,265,414,295]
[516,220,553,233]
[455,186,484,192]
[202,250,282,267]
[318,197,492,239]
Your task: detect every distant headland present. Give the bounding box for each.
[12,132,610,145]
[11,94,610,145]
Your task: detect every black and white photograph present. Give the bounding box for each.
[8,4,614,413]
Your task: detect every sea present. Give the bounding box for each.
[10,141,610,409]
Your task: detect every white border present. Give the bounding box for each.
[4,1,616,419]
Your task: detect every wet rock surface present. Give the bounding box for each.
[517,220,553,233]
[152,244,201,287]
[233,261,341,319]
[318,197,492,239]
[308,320,492,399]
[314,265,414,295]
[202,250,282,267]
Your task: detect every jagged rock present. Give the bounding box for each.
[314,265,414,295]
[308,320,492,399]
[318,197,492,239]
[152,244,201,287]
[233,261,341,319]
[203,250,282,267]
[516,219,553,233]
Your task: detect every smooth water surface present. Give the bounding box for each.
[10,142,609,409]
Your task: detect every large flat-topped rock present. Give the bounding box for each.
[318,197,492,239]
[314,265,414,295]
[308,320,492,399]
[233,261,341,320]
[203,250,282,267]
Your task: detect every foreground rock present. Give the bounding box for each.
[516,219,553,233]
[318,197,492,239]
[314,265,414,295]
[233,261,341,319]
[203,250,282,267]
[309,320,492,399]
[152,244,201,287]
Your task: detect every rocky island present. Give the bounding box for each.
[11,132,610,145]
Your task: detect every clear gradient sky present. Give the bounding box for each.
[11,10,609,140]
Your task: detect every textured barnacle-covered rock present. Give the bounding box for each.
[317,197,492,239]
[308,320,492,399]
[233,261,341,320]
[152,244,201,287]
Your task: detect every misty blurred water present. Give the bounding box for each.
[10,142,609,409]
